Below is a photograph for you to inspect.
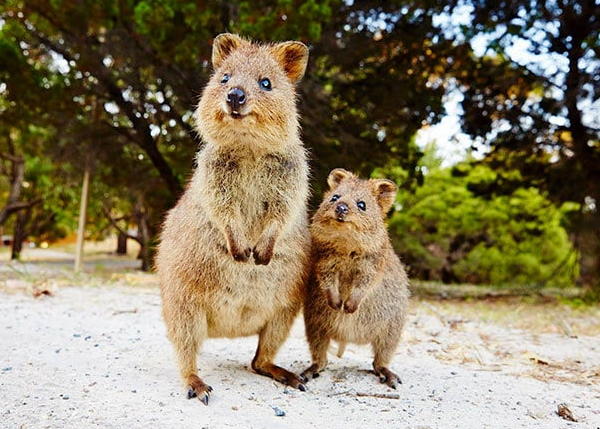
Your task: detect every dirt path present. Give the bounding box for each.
[1,266,599,428]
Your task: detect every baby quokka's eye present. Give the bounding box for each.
[221,74,230,84]
[330,194,340,202]
[357,201,366,211]
[259,77,272,91]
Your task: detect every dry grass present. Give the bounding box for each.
[418,297,600,337]
[405,295,600,386]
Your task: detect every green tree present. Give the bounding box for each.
[1,0,463,260]
[388,151,578,288]
[447,0,600,292]
[0,18,80,258]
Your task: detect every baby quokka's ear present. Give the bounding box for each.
[270,41,309,83]
[371,179,397,215]
[212,33,249,69]
[327,168,354,190]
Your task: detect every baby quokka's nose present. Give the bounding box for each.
[335,202,349,220]
[226,87,246,115]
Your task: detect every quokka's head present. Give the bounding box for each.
[312,168,398,247]
[195,33,309,148]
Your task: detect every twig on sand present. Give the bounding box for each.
[356,391,400,400]
[328,390,400,400]
[112,308,138,315]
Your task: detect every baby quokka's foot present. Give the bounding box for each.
[300,363,322,383]
[186,375,214,405]
[374,366,401,389]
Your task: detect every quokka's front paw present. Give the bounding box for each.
[225,228,252,262]
[342,298,361,314]
[252,234,276,265]
[231,245,252,262]
[326,288,343,311]
[343,289,366,313]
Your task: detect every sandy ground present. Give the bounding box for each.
[1,258,600,429]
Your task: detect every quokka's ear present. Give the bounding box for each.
[212,33,248,69]
[270,41,309,83]
[327,168,354,190]
[372,179,398,214]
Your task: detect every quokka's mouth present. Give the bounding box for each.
[329,215,353,226]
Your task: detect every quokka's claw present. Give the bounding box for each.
[187,384,213,405]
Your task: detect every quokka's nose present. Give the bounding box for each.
[226,87,246,114]
[335,202,349,218]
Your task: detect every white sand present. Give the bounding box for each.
[1,278,599,429]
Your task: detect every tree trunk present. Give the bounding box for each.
[0,152,25,226]
[11,210,29,260]
[74,161,91,272]
[116,230,128,255]
[133,200,152,271]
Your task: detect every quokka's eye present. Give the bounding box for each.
[259,78,272,91]
[357,201,366,211]
[330,194,340,202]
[221,74,230,84]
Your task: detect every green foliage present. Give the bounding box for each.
[233,0,337,41]
[0,0,596,289]
[448,0,600,291]
[389,154,579,288]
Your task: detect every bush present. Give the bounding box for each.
[387,161,578,288]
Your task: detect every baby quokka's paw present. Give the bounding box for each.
[342,297,361,314]
[327,288,365,313]
[326,287,343,311]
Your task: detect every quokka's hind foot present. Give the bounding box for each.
[252,361,307,391]
[374,366,401,389]
[186,374,213,405]
[300,363,323,382]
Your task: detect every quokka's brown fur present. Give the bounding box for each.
[155,33,311,404]
[302,168,410,389]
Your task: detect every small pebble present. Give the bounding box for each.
[272,406,285,417]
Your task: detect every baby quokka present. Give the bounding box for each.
[302,168,410,388]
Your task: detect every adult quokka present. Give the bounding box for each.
[156,33,311,404]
